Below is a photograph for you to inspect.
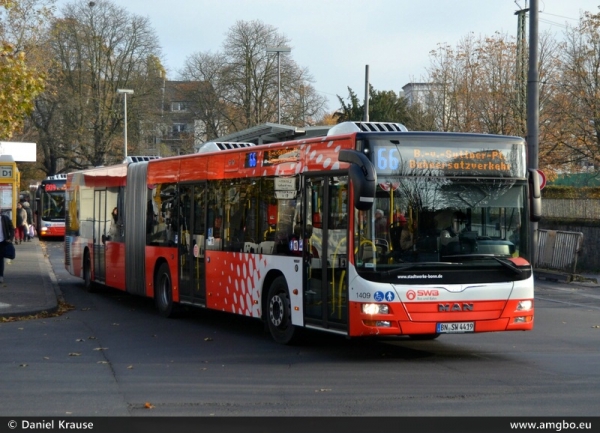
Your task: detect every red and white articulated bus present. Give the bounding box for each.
[35,174,67,238]
[64,122,541,344]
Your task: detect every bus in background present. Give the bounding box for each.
[35,174,67,238]
[64,122,541,344]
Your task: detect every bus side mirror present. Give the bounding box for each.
[339,149,376,211]
[528,169,542,222]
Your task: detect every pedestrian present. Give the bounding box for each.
[0,212,16,283]
[23,201,34,241]
[15,202,28,244]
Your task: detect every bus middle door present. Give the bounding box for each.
[178,183,207,306]
[93,189,107,283]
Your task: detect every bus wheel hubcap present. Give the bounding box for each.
[270,295,284,327]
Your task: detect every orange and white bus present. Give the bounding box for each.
[35,174,67,238]
[64,122,541,344]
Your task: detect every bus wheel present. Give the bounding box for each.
[83,250,95,292]
[408,333,440,341]
[155,262,175,318]
[266,276,297,344]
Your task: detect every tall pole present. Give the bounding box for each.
[123,93,128,159]
[527,0,539,263]
[277,52,281,124]
[266,46,291,125]
[364,65,370,122]
[117,89,134,160]
[515,7,529,136]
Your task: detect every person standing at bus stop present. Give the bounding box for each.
[23,201,34,241]
[0,212,15,283]
[15,202,28,244]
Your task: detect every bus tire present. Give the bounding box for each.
[408,333,440,341]
[155,262,175,318]
[83,250,95,292]
[266,276,297,344]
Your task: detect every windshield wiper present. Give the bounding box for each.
[443,254,523,276]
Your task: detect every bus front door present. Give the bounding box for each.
[178,183,207,306]
[303,176,349,332]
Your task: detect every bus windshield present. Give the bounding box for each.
[40,190,66,221]
[354,178,528,281]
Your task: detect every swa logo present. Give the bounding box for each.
[406,289,439,300]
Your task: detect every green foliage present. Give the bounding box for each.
[335,87,363,122]
[542,185,600,199]
[549,172,600,187]
[335,85,410,125]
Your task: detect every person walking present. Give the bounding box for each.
[15,202,28,244]
[23,201,34,241]
[0,212,15,283]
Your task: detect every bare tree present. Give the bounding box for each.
[544,9,600,174]
[180,19,327,141]
[180,51,230,141]
[37,0,163,169]
[425,33,519,134]
[471,33,519,135]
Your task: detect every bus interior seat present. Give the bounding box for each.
[259,241,274,254]
[244,242,258,253]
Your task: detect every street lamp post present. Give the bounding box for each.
[266,46,291,124]
[117,89,134,160]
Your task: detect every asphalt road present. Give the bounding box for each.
[0,239,598,418]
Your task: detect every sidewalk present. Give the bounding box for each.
[0,237,60,319]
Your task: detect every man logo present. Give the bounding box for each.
[438,303,474,312]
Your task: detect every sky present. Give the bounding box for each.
[55,0,600,111]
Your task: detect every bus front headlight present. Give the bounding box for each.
[516,300,533,311]
[362,303,389,315]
